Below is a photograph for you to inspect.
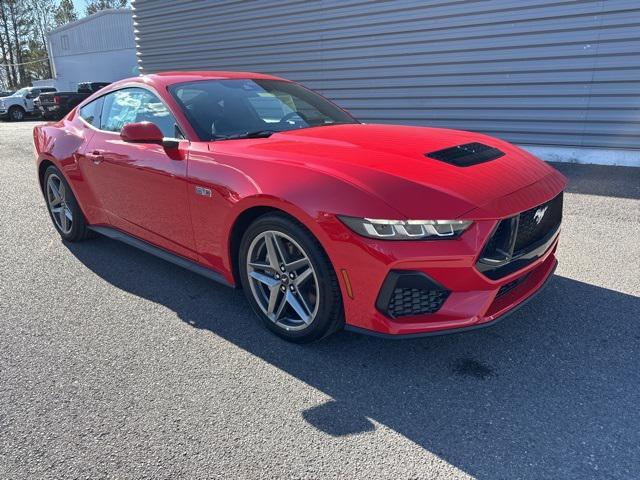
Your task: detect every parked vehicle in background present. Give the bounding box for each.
[77,82,111,93]
[0,87,57,121]
[38,82,111,120]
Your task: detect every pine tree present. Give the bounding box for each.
[53,0,77,27]
[0,0,18,88]
[27,0,56,78]
[85,0,128,16]
[3,0,31,86]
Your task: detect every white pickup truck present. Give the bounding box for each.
[0,86,57,121]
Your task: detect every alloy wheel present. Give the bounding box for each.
[246,230,320,331]
[11,108,23,121]
[46,173,73,234]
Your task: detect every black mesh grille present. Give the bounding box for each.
[426,142,505,167]
[513,193,563,254]
[388,287,450,318]
[477,192,563,280]
[376,271,450,319]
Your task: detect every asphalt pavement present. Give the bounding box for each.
[1,121,639,479]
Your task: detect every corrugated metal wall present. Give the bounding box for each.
[49,9,135,57]
[132,0,640,150]
[48,9,138,90]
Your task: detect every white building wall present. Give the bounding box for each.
[47,9,138,91]
[50,49,138,91]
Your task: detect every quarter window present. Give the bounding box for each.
[100,88,178,137]
[78,99,102,127]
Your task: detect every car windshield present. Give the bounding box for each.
[13,87,30,97]
[169,79,358,140]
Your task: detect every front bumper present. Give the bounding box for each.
[322,193,563,337]
[0,109,8,118]
[346,258,557,339]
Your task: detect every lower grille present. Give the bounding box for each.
[376,271,450,319]
[388,287,449,317]
[477,192,563,280]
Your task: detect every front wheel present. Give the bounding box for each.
[8,106,24,121]
[239,213,343,343]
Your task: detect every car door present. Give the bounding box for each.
[25,88,40,112]
[83,87,196,259]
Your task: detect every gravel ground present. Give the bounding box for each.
[1,121,639,479]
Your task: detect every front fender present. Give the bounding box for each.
[187,144,405,283]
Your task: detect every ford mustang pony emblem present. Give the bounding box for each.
[533,205,548,224]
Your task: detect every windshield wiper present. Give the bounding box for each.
[213,130,279,140]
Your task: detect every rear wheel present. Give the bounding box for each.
[8,106,24,121]
[43,165,93,241]
[239,213,343,342]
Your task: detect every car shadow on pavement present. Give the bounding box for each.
[66,237,640,479]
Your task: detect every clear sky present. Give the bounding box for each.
[73,0,89,14]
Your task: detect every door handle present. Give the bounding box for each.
[86,150,104,165]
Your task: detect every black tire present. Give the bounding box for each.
[239,213,344,343]
[8,106,25,121]
[43,165,94,242]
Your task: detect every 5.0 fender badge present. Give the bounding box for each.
[195,186,212,197]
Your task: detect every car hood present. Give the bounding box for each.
[211,124,566,219]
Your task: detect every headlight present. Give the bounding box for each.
[338,216,472,240]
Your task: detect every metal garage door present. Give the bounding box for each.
[132,0,640,149]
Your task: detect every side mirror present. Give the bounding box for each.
[120,122,164,144]
[26,93,34,99]
[120,122,181,150]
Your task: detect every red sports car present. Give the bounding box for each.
[34,71,566,342]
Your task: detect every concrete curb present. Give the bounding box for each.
[521,145,640,167]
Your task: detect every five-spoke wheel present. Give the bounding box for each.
[46,173,73,235]
[240,213,343,342]
[247,230,319,330]
[43,165,93,242]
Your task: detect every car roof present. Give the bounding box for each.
[74,71,293,141]
[107,71,289,91]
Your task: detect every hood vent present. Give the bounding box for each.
[426,142,504,167]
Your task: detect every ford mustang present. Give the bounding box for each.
[33,71,566,342]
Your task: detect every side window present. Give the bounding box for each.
[78,98,102,127]
[100,88,177,137]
